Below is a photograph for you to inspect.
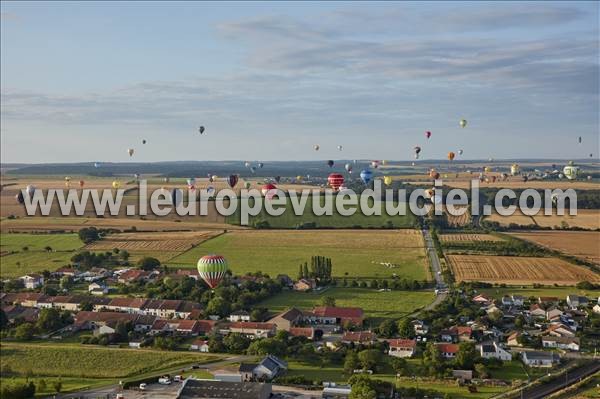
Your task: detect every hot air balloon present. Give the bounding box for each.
[94,162,100,168]
[199,126,205,134]
[345,163,353,173]
[429,169,440,180]
[197,254,228,289]
[244,181,251,189]
[447,152,455,161]
[187,178,196,190]
[206,186,215,196]
[411,162,416,166]
[563,162,579,180]
[587,175,592,180]
[258,163,264,169]
[327,160,334,168]
[64,176,72,188]
[370,160,379,169]
[244,162,251,168]
[127,148,134,157]
[425,131,431,139]
[211,175,218,182]
[328,173,344,191]
[112,180,121,189]
[25,185,35,196]
[578,136,582,144]
[261,183,278,199]
[79,180,85,188]
[337,145,343,151]
[274,176,281,183]
[383,176,393,186]
[227,174,239,188]
[458,149,464,155]
[314,145,320,151]
[590,153,593,158]
[414,146,421,159]
[16,191,25,204]
[142,139,147,144]
[510,164,520,176]
[459,119,467,128]
[296,175,303,181]
[250,167,256,174]
[163,177,170,183]
[360,169,373,185]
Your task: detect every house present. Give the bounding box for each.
[227,322,276,339]
[190,339,210,352]
[529,304,546,318]
[479,342,511,361]
[323,383,352,399]
[176,269,200,281]
[175,320,201,336]
[507,332,522,347]
[435,343,459,359]
[341,331,376,345]
[593,304,600,314]
[542,336,580,351]
[289,327,315,340]
[82,267,110,282]
[267,307,303,331]
[238,363,258,382]
[546,307,563,321]
[117,269,153,284]
[566,295,588,309]
[308,306,364,326]
[194,320,217,335]
[276,274,294,288]
[88,282,108,295]
[133,314,156,333]
[253,355,288,381]
[511,295,525,307]
[440,326,472,343]
[452,370,473,382]
[228,310,251,322]
[545,323,575,338]
[73,311,137,331]
[98,297,148,314]
[387,339,416,358]
[19,274,44,289]
[47,295,82,311]
[3,292,46,308]
[54,267,80,278]
[411,320,429,335]
[501,296,513,307]
[142,299,189,318]
[1,305,39,324]
[473,294,491,305]
[293,278,317,292]
[521,351,560,367]
[538,297,559,305]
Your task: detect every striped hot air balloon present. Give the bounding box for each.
[197,254,228,289]
[327,173,344,191]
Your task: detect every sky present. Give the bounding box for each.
[1,1,599,163]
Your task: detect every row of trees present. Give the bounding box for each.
[297,256,333,283]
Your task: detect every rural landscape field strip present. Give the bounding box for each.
[84,231,222,252]
[446,254,600,284]
[509,231,600,265]
[438,234,503,243]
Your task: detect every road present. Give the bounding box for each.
[420,229,448,312]
[516,361,600,399]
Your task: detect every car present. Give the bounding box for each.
[174,375,182,382]
[116,395,124,399]
[139,383,147,390]
[158,377,171,385]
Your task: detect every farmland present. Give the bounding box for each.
[486,209,600,230]
[170,229,430,280]
[0,342,217,379]
[258,287,433,321]
[446,254,600,285]
[509,231,600,265]
[439,234,503,243]
[0,233,84,278]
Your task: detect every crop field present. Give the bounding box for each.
[486,209,600,230]
[258,287,433,321]
[0,233,84,277]
[446,254,600,285]
[446,207,472,227]
[485,210,536,227]
[84,231,221,252]
[509,231,600,265]
[0,342,217,379]
[439,234,503,243]
[170,230,430,280]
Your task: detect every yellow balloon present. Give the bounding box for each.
[112,180,121,189]
[383,176,393,186]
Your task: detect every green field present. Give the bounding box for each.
[170,230,429,280]
[258,287,433,321]
[0,233,84,277]
[0,376,114,398]
[0,342,217,379]
[226,195,417,228]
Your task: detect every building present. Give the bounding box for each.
[546,307,563,321]
[538,297,559,305]
[117,269,154,284]
[411,320,429,335]
[435,343,459,359]
[529,304,546,318]
[228,310,251,322]
[593,304,600,314]
[176,269,200,281]
[293,278,317,292]
[289,327,315,340]
[97,297,148,314]
[452,370,473,382]
[440,326,472,343]
[507,332,522,347]
[521,351,560,367]
[566,295,588,309]
[341,331,376,345]
[178,378,271,399]
[501,296,513,307]
[307,306,364,326]
[387,339,416,358]
[20,274,44,289]
[253,355,288,381]
[472,294,491,305]
[511,295,525,307]
[542,336,580,351]
[545,323,576,338]
[73,311,137,332]
[267,307,303,331]
[479,342,511,361]
[190,339,210,352]
[322,383,352,399]
[226,322,276,339]
[88,282,108,295]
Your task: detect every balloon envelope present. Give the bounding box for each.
[360,169,373,185]
[199,126,205,134]
[459,119,467,128]
[327,160,334,168]
[425,131,431,139]
[328,173,344,191]
[127,148,134,157]
[227,175,239,188]
[383,176,393,186]
[197,254,228,289]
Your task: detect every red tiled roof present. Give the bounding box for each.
[229,322,275,330]
[312,306,364,319]
[176,320,198,331]
[196,320,217,332]
[342,331,376,342]
[75,311,137,325]
[435,343,459,353]
[108,297,148,308]
[289,327,314,338]
[453,326,472,336]
[387,339,416,349]
[119,269,149,281]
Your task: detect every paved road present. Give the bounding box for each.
[517,361,600,399]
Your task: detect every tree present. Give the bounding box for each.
[348,375,376,399]
[455,342,478,369]
[78,227,100,244]
[358,349,382,372]
[208,334,225,353]
[205,297,231,317]
[223,333,250,354]
[44,246,52,252]
[397,319,414,339]
[119,250,130,262]
[0,309,7,330]
[59,275,73,290]
[250,308,269,322]
[137,257,161,271]
[344,351,360,374]
[423,342,444,375]
[390,357,407,375]
[474,363,489,379]
[321,296,336,307]
[36,308,64,332]
[14,323,35,340]
[377,319,398,338]
[515,315,525,329]
[52,379,62,393]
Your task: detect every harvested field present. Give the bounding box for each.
[533,209,600,230]
[509,231,600,265]
[439,234,503,243]
[485,210,536,227]
[84,231,220,252]
[446,254,600,285]
[446,207,472,227]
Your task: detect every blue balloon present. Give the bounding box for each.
[360,169,373,185]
